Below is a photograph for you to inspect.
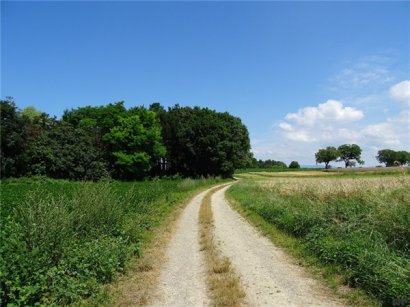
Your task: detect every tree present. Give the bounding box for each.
[395,151,410,166]
[21,106,42,121]
[62,102,128,164]
[24,121,108,180]
[242,156,287,169]
[376,149,410,166]
[151,104,250,178]
[289,161,300,169]
[104,109,165,179]
[62,101,127,135]
[376,149,395,166]
[315,146,339,169]
[337,144,364,168]
[0,98,28,178]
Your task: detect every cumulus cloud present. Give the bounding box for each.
[277,100,364,144]
[285,100,363,126]
[255,97,409,166]
[361,110,410,147]
[278,122,293,131]
[390,80,410,105]
[253,58,409,166]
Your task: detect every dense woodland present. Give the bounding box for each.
[0,98,251,180]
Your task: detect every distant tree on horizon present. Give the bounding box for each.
[376,149,410,166]
[244,155,287,169]
[315,146,339,169]
[288,161,300,169]
[337,144,364,168]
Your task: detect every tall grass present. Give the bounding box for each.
[228,175,410,306]
[0,177,223,305]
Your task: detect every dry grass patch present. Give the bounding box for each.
[199,186,246,307]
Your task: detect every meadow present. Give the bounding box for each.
[228,171,410,306]
[0,176,224,305]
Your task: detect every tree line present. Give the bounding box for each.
[0,98,251,180]
[246,157,287,169]
[244,157,301,169]
[315,144,410,169]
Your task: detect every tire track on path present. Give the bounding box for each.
[149,186,216,306]
[211,185,345,307]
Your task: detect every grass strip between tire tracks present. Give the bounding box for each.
[199,185,246,307]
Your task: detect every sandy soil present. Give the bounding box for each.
[211,185,345,307]
[149,188,212,307]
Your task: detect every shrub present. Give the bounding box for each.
[288,161,301,169]
[0,177,224,304]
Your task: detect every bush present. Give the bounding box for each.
[0,177,224,304]
[288,161,300,169]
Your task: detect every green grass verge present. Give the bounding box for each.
[0,177,226,305]
[227,176,410,307]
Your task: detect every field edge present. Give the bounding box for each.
[225,186,380,307]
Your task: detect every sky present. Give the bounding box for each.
[2,1,410,166]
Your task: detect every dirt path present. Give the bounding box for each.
[150,184,345,306]
[211,185,345,307]
[149,188,212,307]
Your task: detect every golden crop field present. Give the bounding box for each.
[259,175,410,198]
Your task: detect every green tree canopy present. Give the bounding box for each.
[2,99,251,180]
[376,149,410,166]
[0,98,26,177]
[62,101,127,133]
[289,161,301,169]
[24,121,107,180]
[104,109,165,179]
[395,151,410,166]
[315,146,339,169]
[21,106,42,121]
[151,104,250,178]
[338,144,364,168]
[243,155,287,169]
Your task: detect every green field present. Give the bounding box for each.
[0,177,224,305]
[228,171,410,306]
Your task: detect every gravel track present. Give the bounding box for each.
[149,188,212,307]
[150,184,345,306]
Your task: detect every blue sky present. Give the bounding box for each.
[2,1,409,166]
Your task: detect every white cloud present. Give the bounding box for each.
[361,110,410,147]
[285,130,312,142]
[278,100,364,144]
[285,100,363,127]
[278,122,293,131]
[253,55,409,166]
[255,98,409,166]
[390,80,410,105]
